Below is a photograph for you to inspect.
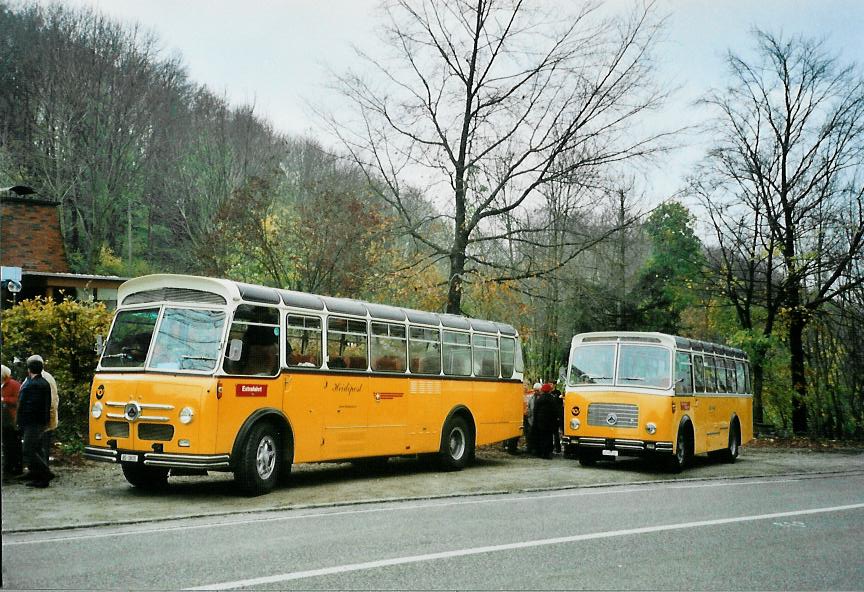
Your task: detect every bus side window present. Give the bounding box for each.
[703,356,717,393]
[693,355,706,393]
[371,322,407,373]
[725,358,738,393]
[286,315,322,368]
[223,309,280,377]
[473,334,499,377]
[442,330,471,376]
[327,317,368,370]
[735,361,746,394]
[409,327,441,375]
[500,337,516,379]
[675,352,693,394]
[716,356,729,392]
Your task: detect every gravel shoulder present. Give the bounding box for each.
[3,444,864,533]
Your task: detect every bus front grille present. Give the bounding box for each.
[587,403,639,428]
[138,423,175,441]
[105,421,130,438]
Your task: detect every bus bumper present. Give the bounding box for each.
[84,446,231,470]
[562,436,674,457]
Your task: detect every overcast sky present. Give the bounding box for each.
[55,0,864,204]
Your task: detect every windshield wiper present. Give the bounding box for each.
[101,353,131,359]
[620,376,646,382]
[180,355,216,361]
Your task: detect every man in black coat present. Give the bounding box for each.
[16,357,53,488]
[532,383,557,459]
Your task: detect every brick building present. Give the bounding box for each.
[1,188,125,308]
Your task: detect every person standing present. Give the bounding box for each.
[525,382,540,454]
[552,387,564,454]
[1,364,23,477]
[27,355,58,467]
[16,357,53,488]
[533,383,557,459]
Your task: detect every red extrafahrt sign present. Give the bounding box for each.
[235,384,268,397]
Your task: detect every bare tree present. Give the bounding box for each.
[693,30,864,434]
[326,0,671,313]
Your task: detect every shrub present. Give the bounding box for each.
[1,297,112,443]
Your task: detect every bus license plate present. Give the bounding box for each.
[120,454,139,463]
[601,449,619,457]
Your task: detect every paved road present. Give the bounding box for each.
[3,471,863,590]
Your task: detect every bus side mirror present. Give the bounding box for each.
[227,339,243,361]
[95,335,105,356]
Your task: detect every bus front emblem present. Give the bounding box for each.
[606,413,618,426]
[124,402,141,422]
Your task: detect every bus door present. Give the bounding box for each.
[367,322,410,455]
[322,318,370,458]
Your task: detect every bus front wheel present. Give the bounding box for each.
[234,422,280,496]
[438,416,473,471]
[666,422,692,473]
[121,463,168,491]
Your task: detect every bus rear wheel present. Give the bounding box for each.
[438,416,473,471]
[718,421,740,463]
[121,463,168,491]
[234,423,280,496]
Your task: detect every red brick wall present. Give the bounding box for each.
[0,199,71,273]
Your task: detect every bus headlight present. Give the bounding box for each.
[91,402,103,419]
[646,422,657,435]
[179,407,195,425]
[570,418,581,430]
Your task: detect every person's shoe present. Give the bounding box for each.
[14,472,36,482]
[26,480,49,488]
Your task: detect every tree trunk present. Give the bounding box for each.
[789,306,809,434]
[446,231,468,314]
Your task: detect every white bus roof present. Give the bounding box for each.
[117,274,518,336]
[571,331,747,359]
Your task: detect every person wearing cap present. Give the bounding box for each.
[16,357,53,487]
[2,364,23,477]
[533,383,557,459]
[27,355,58,467]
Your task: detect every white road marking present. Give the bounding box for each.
[2,476,806,546]
[187,502,864,590]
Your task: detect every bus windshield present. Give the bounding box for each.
[101,307,226,372]
[149,308,226,371]
[568,344,615,385]
[568,343,672,388]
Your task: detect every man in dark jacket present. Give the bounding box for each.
[532,383,557,459]
[16,357,53,487]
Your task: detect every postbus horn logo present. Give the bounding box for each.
[606,412,618,426]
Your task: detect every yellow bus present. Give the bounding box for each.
[84,274,525,495]
[561,332,752,471]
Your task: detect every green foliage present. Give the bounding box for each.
[634,202,705,333]
[1,298,112,443]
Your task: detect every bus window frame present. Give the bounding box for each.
[408,325,442,376]
[326,315,369,371]
[674,350,694,395]
[442,329,472,377]
[148,306,227,373]
[614,343,673,390]
[370,321,408,373]
[285,312,324,368]
[500,336,516,379]
[692,354,706,393]
[221,304,282,378]
[472,333,500,378]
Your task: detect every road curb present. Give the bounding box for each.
[5,467,863,535]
